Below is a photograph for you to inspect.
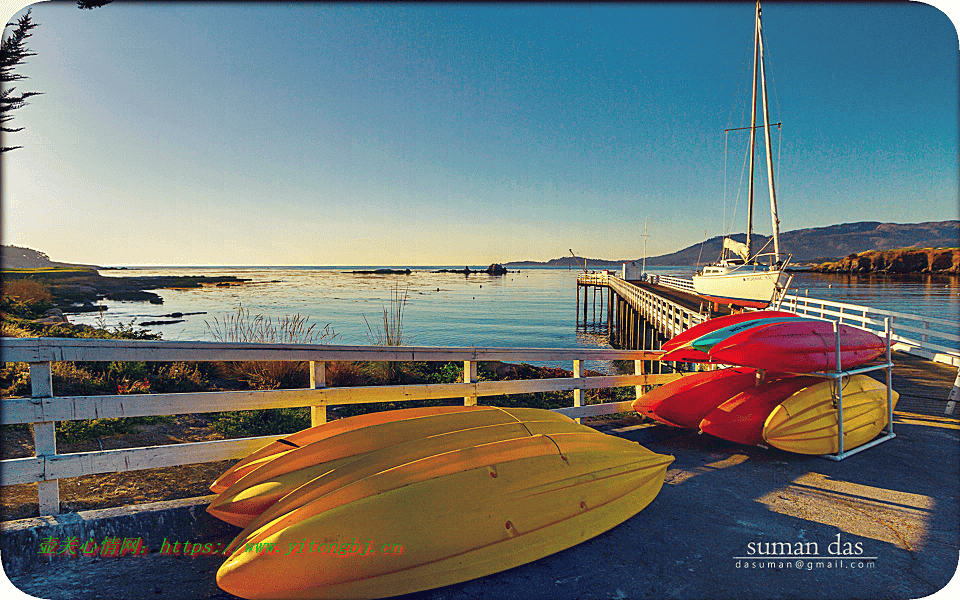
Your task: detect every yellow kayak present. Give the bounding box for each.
[209,408,582,528]
[762,375,898,455]
[216,429,673,599]
[210,405,493,494]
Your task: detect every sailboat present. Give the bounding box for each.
[692,1,793,310]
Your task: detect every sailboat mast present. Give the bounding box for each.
[757,2,781,262]
[746,1,761,260]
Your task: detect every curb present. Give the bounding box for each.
[0,496,240,577]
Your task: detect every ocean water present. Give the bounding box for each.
[69,266,959,360]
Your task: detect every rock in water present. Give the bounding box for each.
[486,263,507,275]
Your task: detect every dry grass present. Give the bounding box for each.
[363,286,409,382]
[205,304,338,389]
[1,278,52,302]
[363,285,408,347]
[325,361,365,387]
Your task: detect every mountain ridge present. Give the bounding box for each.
[505,221,959,267]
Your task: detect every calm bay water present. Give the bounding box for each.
[70,266,959,360]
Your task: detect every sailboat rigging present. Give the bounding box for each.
[692,0,793,310]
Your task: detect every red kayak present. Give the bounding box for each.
[633,367,761,429]
[708,320,886,373]
[699,375,821,446]
[661,310,797,352]
[660,346,711,363]
[631,370,723,426]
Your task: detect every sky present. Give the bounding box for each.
[1,1,957,267]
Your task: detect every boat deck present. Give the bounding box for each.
[5,352,957,600]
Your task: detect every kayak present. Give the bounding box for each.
[689,317,807,353]
[632,367,761,429]
[210,405,487,494]
[709,321,886,373]
[699,375,821,446]
[661,310,798,352]
[762,375,899,454]
[216,427,674,599]
[208,407,575,527]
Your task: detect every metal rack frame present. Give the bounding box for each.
[806,317,896,461]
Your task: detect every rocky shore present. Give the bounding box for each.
[805,247,960,274]
[1,268,249,313]
[434,264,510,275]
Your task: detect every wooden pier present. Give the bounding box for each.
[577,272,715,351]
[577,271,960,416]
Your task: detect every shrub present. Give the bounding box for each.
[0,282,54,319]
[150,362,211,393]
[2,278,52,303]
[211,408,310,437]
[325,361,365,387]
[56,416,169,444]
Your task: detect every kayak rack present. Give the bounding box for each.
[802,317,896,461]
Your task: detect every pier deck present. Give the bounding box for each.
[626,280,735,317]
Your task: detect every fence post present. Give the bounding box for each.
[946,368,959,416]
[573,360,583,423]
[464,360,478,406]
[634,358,645,404]
[310,361,327,426]
[30,361,59,516]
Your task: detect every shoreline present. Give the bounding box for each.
[0,269,251,313]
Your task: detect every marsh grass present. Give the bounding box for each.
[363,285,409,347]
[363,285,409,382]
[205,304,339,437]
[205,304,338,389]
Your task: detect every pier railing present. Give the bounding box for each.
[576,272,609,286]
[0,337,678,516]
[606,275,708,338]
[654,275,697,294]
[779,294,960,366]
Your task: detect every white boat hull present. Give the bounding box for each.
[692,268,790,308]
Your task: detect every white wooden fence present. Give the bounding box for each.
[0,337,678,516]
[779,293,960,367]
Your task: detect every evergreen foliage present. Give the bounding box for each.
[1,10,40,153]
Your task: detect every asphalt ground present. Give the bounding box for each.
[4,406,956,600]
[4,352,958,600]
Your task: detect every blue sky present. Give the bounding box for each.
[1,1,957,266]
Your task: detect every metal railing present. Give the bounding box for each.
[0,337,678,516]
[779,293,960,367]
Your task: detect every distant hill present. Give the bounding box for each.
[1,245,101,270]
[505,221,960,267]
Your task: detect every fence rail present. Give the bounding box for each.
[1,337,677,516]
